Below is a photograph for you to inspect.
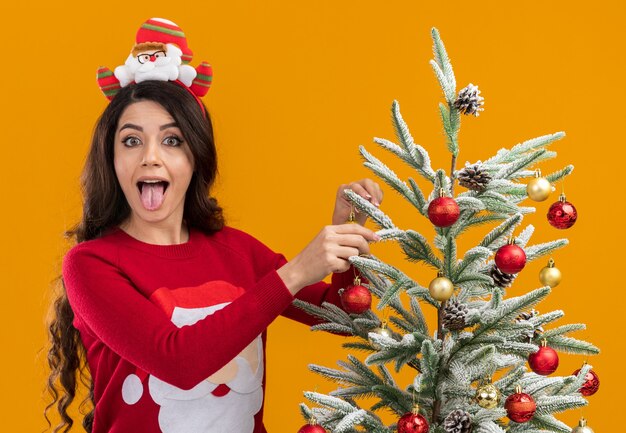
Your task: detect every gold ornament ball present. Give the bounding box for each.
[475,383,500,409]
[429,276,454,301]
[539,259,562,288]
[368,325,393,349]
[572,418,594,433]
[527,177,552,202]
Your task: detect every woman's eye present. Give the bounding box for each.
[122,136,141,147]
[163,136,183,146]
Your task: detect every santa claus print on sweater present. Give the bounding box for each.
[120,280,264,433]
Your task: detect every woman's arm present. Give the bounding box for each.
[280,265,360,327]
[279,179,383,325]
[63,245,294,390]
[63,223,376,390]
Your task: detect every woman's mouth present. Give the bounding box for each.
[137,180,169,211]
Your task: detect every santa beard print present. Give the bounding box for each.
[148,339,264,433]
[120,282,265,433]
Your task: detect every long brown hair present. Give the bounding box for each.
[45,80,225,432]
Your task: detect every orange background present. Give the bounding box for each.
[1,1,622,431]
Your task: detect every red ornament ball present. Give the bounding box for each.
[528,345,559,375]
[341,284,372,314]
[547,198,578,229]
[297,424,327,433]
[494,244,527,274]
[505,390,536,423]
[397,411,430,433]
[428,197,460,227]
[573,368,600,396]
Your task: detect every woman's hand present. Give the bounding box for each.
[332,179,384,226]
[277,224,380,295]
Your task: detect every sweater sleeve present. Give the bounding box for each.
[281,265,358,327]
[62,244,295,390]
[216,227,364,328]
[231,228,357,327]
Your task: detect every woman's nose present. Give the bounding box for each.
[141,140,162,166]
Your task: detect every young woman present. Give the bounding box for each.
[46,78,383,433]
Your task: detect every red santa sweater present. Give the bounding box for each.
[62,225,355,433]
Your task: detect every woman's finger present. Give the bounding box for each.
[363,179,383,206]
[333,223,380,241]
[331,258,352,274]
[348,182,372,201]
[333,246,362,261]
[357,179,382,206]
[331,234,370,255]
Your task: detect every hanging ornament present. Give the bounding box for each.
[368,321,393,349]
[297,418,327,433]
[429,271,454,301]
[528,340,559,375]
[443,409,473,433]
[428,189,460,227]
[547,193,578,229]
[475,378,500,409]
[397,404,430,433]
[505,385,536,423]
[494,238,527,274]
[347,207,357,224]
[573,362,600,396]
[340,276,371,314]
[458,162,492,191]
[539,258,562,288]
[454,83,484,116]
[572,418,595,433]
[526,170,552,202]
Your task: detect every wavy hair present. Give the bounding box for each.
[45,81,224,432]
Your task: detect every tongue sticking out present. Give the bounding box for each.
[140,182,166,210]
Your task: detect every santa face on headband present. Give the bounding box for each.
[114,42,197,88]
[97,18,213,100]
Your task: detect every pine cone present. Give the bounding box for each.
[490,264,516,288]
[515,309,545,341]
[442,300,468,331]
[454,83,484,116]
[443,409,473,433]
[458,163,492,191]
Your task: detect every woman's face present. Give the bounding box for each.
[113,100,195,229]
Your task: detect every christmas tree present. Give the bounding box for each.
[294,28,600,433]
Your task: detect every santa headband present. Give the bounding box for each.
[96,18,212,110]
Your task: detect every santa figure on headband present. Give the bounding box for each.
[97,18,213,100]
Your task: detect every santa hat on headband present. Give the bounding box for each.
[96,17,213,101]
[136,18,194,64]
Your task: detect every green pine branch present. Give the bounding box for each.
[431,27,456,91]
[484,132,565,165]
[479,214,523,250]
[525,414,571,433]
[344,189,396,229]
[439,102,460,156]
[360,146,425,213]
